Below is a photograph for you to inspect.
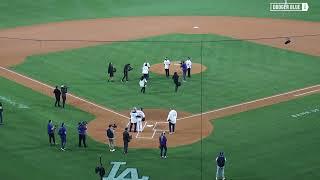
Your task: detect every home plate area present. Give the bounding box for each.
[136,121,169,139]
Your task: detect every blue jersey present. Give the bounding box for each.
[58,127,67,137]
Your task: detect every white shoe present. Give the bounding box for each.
[111,149,116,152]
[61,148,65,151]
[161,156,164,158]
[164,156,167,159]
[169,132,173,135]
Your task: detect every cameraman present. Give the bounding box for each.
[61,85,68,108]
[78,121,87,148]
[106,124,115,152]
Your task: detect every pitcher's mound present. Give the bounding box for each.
[150,62,207,75]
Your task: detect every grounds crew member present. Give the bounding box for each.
[121,63,133,82]
[58,123,67,151]
[167,108,177,134]
[163,57,171,78]
[47,120,56,145]
[78,121,87,148]
[122,127,131,154]
[53,86,61,107]
[0,102,3,125]
[172,72,181,92]
[159,132,167,158]
[106,124,115,152]
[61,85,68,108]
[216,152,227,180]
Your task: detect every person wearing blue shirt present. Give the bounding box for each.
[180,61,188,81]
[159,132,167,159]
[47,120,56,145]
[58,123,67,151]
[78,122,87,148]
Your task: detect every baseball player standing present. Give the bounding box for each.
[163,57,171,78]
[129,107,138,132]
[167,108,177,134]
[53,86,61,107]
[47,120,56,146]
[58,123,67,151]
[185,57,192,78]
[136,108,145,132]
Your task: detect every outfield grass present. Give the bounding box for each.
[13,34,320,113]
[0,0,319,29]
[1,76,319,180]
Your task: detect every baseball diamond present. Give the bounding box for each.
[0,1,320,180]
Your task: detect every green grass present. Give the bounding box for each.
[202,93,320,180]
[0,0,319,29]
[1,76,319,180]
[12,34,320,113]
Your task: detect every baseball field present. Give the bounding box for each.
[0,0,320,179]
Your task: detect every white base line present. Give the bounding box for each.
[177,84,320,121]
[294,89,320,97]
[0,66,129,119]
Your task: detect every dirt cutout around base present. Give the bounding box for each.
[150,62,207,75]
[87,109,203,148]
[1,16,320,148]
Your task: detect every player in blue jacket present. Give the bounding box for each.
[58,123,67,151]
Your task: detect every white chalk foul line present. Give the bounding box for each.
[0,66,129,119]
[177,84,320,121]
[294,89,320,97]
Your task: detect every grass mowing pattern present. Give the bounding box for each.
[0,77,319,179]
[13,34,320,113]
[0,0,319,28]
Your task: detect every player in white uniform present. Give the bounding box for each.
[167,109,177,134]
[142,62,151,79]
[142,64,149,80]
[136,108,146,132]
[185,57,192,78]
[163,57,171,78]
[139,76,147,94]
[129,107,138,132]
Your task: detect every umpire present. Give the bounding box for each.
[78,122,87,148]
